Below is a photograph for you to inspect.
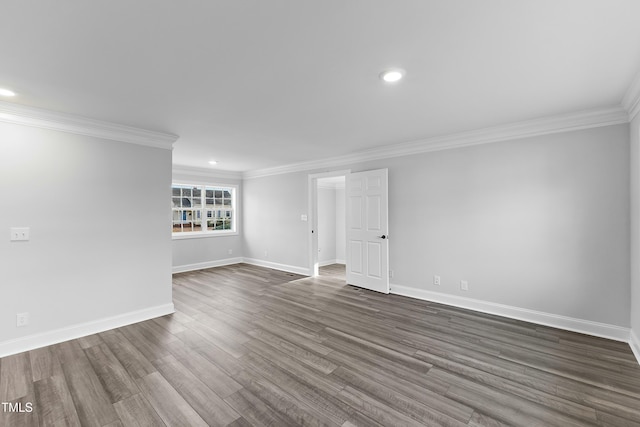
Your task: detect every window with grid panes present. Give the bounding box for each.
[172,184,236,235]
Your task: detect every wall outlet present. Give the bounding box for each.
[16,312,29,327]
[389,270,394,279]
[301,214,308,221]
[264,250,268,257]
[460,280,469,291]
[434,275,441,286]
[228,249,233,255]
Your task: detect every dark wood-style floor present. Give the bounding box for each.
[2,264,640,426]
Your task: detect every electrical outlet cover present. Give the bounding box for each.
[16,312,29,327]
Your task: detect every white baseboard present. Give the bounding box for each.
[173,257,310,276]
[243,258,311,276]
[172,257,243,274]
[0,303,175,358]
[631,330,640,365]
[319,259,347,267]
[390,284,630,343]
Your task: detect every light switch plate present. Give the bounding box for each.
[10,227,30,241]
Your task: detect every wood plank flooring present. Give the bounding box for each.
[2,263,640,426]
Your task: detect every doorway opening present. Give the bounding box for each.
[307,170,349,280]
[317,176,346,279]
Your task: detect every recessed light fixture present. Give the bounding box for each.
[208,160,218,165]
[380,68,405,83]
[0,88,16,97]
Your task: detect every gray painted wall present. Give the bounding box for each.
[171,173,244,269]
[336,187,346,262]
[631,115,640,336]
[318,186,337,263]
[317,184,346,265]
[243,173,308,265]
[242,124,631,327]
[0,122,173,343]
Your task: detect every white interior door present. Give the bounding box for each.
[346,169,389,293]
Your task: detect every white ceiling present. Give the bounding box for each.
[2,1,640,173]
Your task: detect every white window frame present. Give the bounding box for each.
[172,182,239,239]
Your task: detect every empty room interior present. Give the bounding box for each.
[3,1,640,426]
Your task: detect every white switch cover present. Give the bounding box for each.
[301,214,308,221]
[10,227,30,241]
[460,280,469,291]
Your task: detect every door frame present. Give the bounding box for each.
[307,170,350,277]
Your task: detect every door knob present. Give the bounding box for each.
[378,235,387,239]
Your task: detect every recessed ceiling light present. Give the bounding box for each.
[380,69,405,83]
[0,88,16,97]
[208,160,218,165]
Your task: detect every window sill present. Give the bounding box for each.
[172,231,239,240]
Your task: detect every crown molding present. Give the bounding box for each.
[173,165,243,180]
[0,101,178,149]
[623,70,640,121]
[243,106,629,179]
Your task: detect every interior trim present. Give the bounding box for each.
[623,70,640,121]
[242,258,311,276]
[173,257,310,277]
[172,257,243,274]
[0,100,178,149]
[0,303,175,358]
[390,284,631,343]
[631,329,640,366]
[242,106,629,179]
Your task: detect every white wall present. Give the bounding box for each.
[243,124,631,329]
[171,172,243,272]
[0,122,173,355]
[317,186,337,264]
[242,172,308,270]
[630,114,640,352]
[336,187,346,262]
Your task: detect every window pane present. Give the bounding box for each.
[174,184,234,234]
[172,209,198,232]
